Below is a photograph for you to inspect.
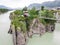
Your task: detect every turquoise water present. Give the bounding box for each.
[0,11,60,45]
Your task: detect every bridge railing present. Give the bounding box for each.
[39,16,60,21]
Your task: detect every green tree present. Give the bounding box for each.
[40,9,56,24]
[23,6,27,11]
[40,10,55,18]
[28,8,38,20]
[0,8,8,14]
[13,10,23,15]
[41,6,44,11]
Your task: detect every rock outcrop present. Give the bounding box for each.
[17,28,25,45]
[28,18,46,37]
[46,24,55,32]
[8,18,46,45]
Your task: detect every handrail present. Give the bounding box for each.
[39,17,60,21]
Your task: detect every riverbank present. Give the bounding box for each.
[0,8,9,14]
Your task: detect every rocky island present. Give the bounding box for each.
[8,6,56,45]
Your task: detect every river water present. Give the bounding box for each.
[0,11,13,45]
[27,23,60,45]
[0,11,60,45]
